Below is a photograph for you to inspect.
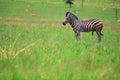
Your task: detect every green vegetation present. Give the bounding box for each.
[0,0,120,80]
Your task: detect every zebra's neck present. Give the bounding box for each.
[69,19,76,28]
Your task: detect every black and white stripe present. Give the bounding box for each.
[62,12,103,41]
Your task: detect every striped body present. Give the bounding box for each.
[63,12,103,41]
[72,19,103,32]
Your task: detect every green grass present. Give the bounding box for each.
[0,0,120,80]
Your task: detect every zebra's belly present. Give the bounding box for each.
[81,31,91,32]
[81,29,92,32]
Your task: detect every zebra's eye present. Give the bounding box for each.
[66,17,70,21]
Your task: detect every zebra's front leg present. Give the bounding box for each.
[75,31,80,40]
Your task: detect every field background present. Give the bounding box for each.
[0,0,120,80]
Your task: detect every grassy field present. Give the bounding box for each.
[0,0,120,80]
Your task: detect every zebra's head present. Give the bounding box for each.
[63,12,78,26]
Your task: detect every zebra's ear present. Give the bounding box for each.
[71,13,78,20]
[66,12,70,16]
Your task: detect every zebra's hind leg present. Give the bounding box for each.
[96,31,101,42]
[75,31,80,40]
[92,30,94,36]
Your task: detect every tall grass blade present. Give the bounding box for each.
[11,42,36,62]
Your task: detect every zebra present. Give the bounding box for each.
[62,12,103,41]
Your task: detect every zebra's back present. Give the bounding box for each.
[78,19,103,32]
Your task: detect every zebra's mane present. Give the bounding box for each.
[66,12,78,20]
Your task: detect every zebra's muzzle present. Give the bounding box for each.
[62,22,66,26]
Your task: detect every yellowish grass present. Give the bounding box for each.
[0,48,7,60]
[0,16,2,20]
[117,19,120,22]
[25,8,29,12]
[0,32,36,63]
[12,42,35,61]
[103,7,107,11]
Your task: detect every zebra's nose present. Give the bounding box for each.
[62,22,66,26]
